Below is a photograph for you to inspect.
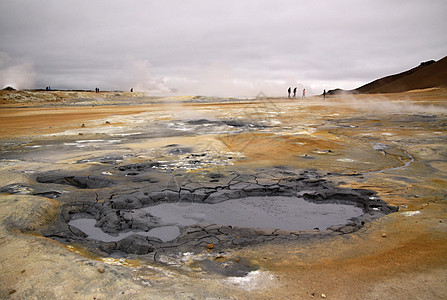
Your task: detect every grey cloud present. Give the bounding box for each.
[1,0,446,95]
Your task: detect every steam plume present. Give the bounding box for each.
[0,52,35,89]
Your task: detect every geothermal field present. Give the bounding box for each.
[0,88,446,298]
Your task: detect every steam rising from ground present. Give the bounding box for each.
[164,62,311,98]
[118,58,171,95]
[336,94,447,114]
[113,58,303,97]
[0,52,35,90]
[167,76,309,98]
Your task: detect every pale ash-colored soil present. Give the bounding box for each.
[0,89,446,299]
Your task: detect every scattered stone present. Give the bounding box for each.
[206,243,214,250]
[321,293,327,298]
[381,233,387,238]
[97,267,105,273]
[81,124,85,128]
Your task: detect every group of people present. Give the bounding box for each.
[288,87,305,99]
[287,87,328,99]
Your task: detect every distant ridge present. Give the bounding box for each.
[327,55,447,95]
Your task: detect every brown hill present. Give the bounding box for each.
[355,60,434,93]
[327,56,447,95]
[360,56,447,93]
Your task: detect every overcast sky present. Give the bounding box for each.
[0,0,446,97]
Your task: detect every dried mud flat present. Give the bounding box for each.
[1,89,446,299]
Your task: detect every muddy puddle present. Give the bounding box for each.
[69,196,363,243]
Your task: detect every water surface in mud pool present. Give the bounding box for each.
[69,196,364,242]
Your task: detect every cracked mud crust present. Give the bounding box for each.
[1,89,446,299]
[36,167,397,260]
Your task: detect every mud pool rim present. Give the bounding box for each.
[39,169,398,260]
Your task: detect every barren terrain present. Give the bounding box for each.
[0,89,446,299]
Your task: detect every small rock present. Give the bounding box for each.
[381,233,387,238]
[97,267,105,273]
[9,289,17,295]
[78,133,83,135]
[206,243,214,250]
[105,121,110,124]
[321,293,326,298]
[81,124,85,128]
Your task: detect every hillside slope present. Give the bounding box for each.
[327,56,447,95]
[354,60,435,93]
[365,55,447,93]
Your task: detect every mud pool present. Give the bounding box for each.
[69,196,364,242]
[40,165,394,259]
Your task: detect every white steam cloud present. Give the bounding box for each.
[338,94,447,114]
[164,62,311,98]
[121,58,171,94]
[0,52,35,90]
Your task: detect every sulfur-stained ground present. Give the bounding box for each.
[0,88,446,299]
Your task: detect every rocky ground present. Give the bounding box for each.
[0,89,446,299]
